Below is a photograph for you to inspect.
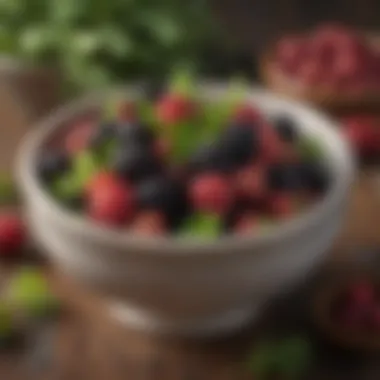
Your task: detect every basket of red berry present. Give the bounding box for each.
[261,23,380,113]
[15,74,354,336]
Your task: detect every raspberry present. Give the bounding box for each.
[131,211,166,236]
[276,36,307,75]
[234,214,258,235]
[64,121,93,155]
[86,173,135,226]
[235,165,266,201]
[0,213,26,257]
[268,193,293,219]
[189,174,233,215]
[156,94,196,125]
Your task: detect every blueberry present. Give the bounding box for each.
[137,177,188,228]
[219,123,259,167]
[117,122,154,146]
[37,151,70,183]
[112,146,160,182]
[300,162,330,193]
[274,115,298,142]
[89,122,117,149]
[188,142,234,174]
[267,163,303,191]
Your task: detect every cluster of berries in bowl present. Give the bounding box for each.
[274,23,380,94]
[36,78,330,239]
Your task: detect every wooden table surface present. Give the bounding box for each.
[1,82,380,380]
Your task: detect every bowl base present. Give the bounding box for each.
[108,302,260,338]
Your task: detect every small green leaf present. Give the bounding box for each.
[170,121,201,163]
[73,150,101,186]
[179,213,222,239]
[297,137,323,162]
[138,101,159,130]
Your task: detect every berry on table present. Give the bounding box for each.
[234,214,258,235]
[0,213,26,258]
[86,172,136,226]
[189,174,234,215]
[156,94,196,125]
[37,151,70,183]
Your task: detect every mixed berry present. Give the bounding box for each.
[36,77,330,239]
[274,23,380,94]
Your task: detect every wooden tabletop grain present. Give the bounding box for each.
[1,80,380,380]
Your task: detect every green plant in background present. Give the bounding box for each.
[0,0,235,92]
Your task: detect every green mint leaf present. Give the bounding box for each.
[170,121,201,163]
[297,137,323,162]
[179,213,222,239]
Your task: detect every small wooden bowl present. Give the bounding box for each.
[312,274,380,351]
[260,34,380,115]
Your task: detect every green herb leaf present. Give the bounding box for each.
[179,213,222,239]
[168,67,196,97]
[297,137,323,162]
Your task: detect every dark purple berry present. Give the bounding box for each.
[117,122,154,146]
[267,163,303,191]
[300,162,329,193]
[112,146,160,182]
[137,176,188,228]
[274,115,298,142]
[37,151,69,183]
[219,123,259,167]
[89,123,117,149]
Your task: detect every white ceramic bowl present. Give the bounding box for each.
[15,84,355,337]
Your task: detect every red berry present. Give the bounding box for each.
[131,211,166,236]
[117,101,136,122]
[64,121,93,155]
[189,174,234,215]
[156,94,196,125]
[86,173,135,226]
[268,193,293,219]
[260,124,286,164]
[297,59,324,87]
[0,213,26,256]
[235,165,266,201]
[234,214,258,235]
[233,104,262,124]
[347,280,375,306]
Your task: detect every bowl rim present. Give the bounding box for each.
[15,83,356,257]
